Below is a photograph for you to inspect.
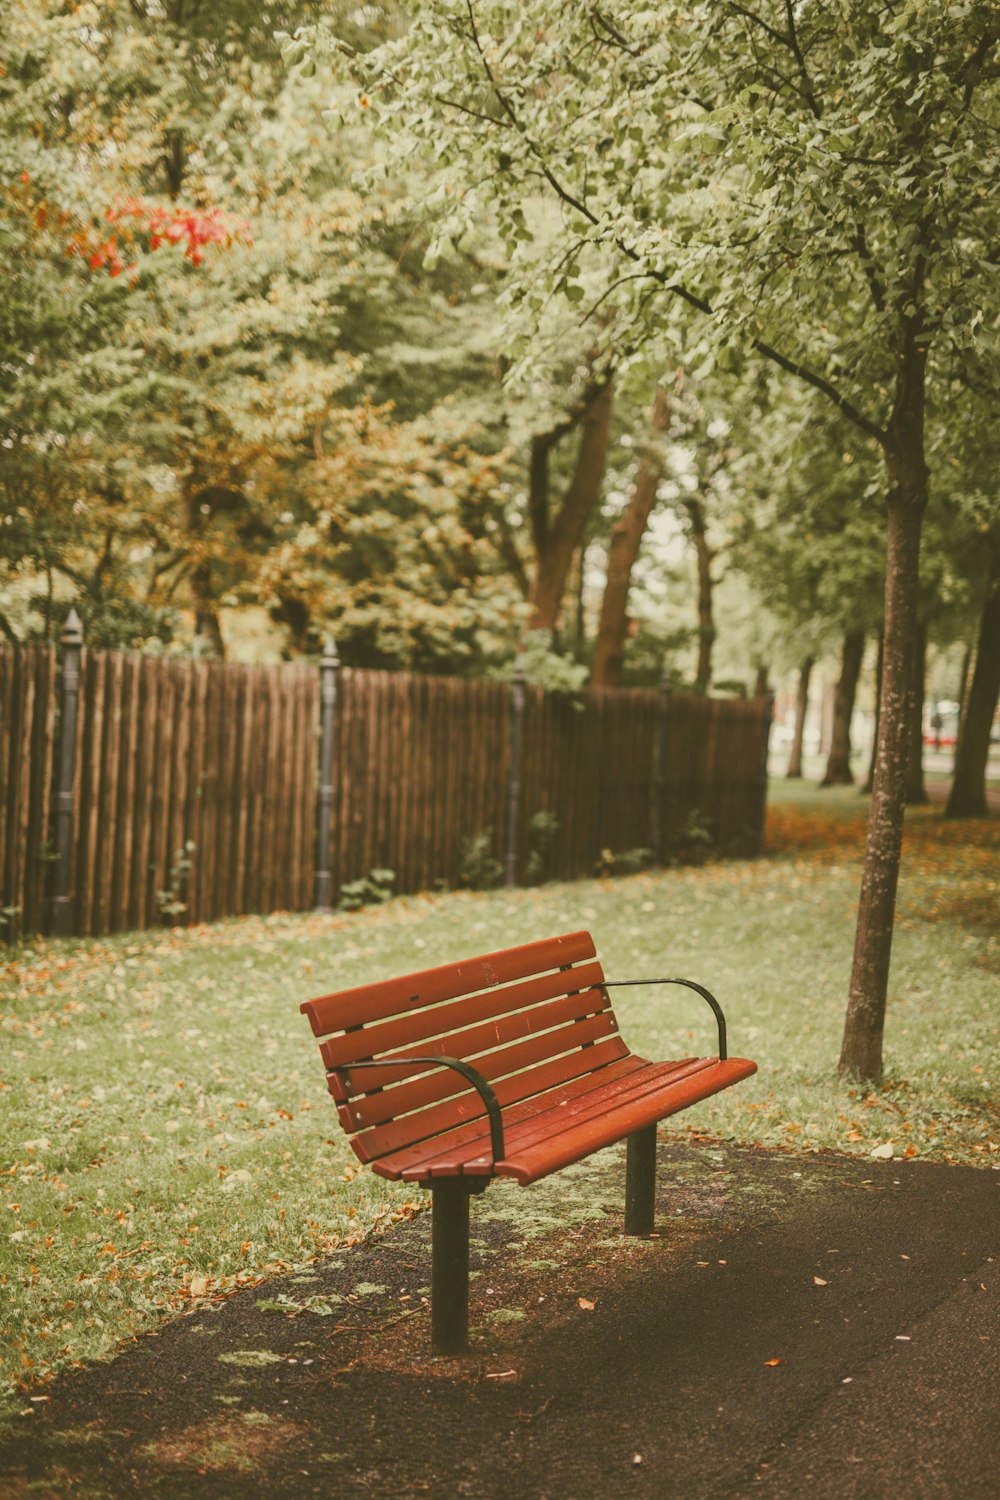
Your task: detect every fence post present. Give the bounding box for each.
[314,636,339,912]
[650,668,671,865]
[757,691,775,855]
[505,656,526,888]
[50,609,83,936]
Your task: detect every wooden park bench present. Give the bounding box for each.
[300,930,757,1353]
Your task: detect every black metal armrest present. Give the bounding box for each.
[602,978,728,1061]
[336,1055,506,1168]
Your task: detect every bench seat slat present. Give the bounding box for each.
[370,1055,649,1179]
[352,1033,631,1164]
[329,985,612,1101]
[337,1008,620,1132]
[301,930,597,1037]
[318,959,607,1070]
[495,1056,758,1186]
[393,1056,704,1179]
[386,1056,701,1182]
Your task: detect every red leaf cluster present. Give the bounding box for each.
[64,195,252,282]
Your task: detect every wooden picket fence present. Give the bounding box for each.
[0,640,771,941]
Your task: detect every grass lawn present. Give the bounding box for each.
[2,784,997,1411]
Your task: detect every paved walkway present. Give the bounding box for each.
[2,1141,997,1498]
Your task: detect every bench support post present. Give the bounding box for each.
[431,1179,471,1354]
[624,1125,657,1235]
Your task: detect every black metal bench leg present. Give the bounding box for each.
[624,1124,658,1235]
[431,1178,471,1354]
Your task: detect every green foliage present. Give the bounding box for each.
[524,810,560,885]
[457,831,504,891]
[515,632,587,701]
[594,847,654,878]
[338,867,396,912]
[156,841,196,922]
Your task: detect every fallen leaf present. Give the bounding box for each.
[578,1297,595,1311]
[813,1276,828,1286]
[763,1358,782,1366]
[871,1142,894,1160]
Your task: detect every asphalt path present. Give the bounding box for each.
[2,1141,997,1499]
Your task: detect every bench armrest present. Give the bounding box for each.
[336,1055,506,1169]
[602,978,728,1061]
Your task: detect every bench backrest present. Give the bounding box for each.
[300,930,629,1167]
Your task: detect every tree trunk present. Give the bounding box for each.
[590,387,668,687]
[753,664,770,698]
[786,655,813,778]
[821,630,865,785]
[183,480,225,659]
[905,619,928,804]
[684,495,715,691]
[862,629,884,794]
[946,548,1000,817]
[528,380,614,633]
[840,359,928,1080]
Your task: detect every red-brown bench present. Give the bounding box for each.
[300,930,756,1352]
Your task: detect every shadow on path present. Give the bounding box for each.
[2,1142,997,1499]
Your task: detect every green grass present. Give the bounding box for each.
[2,788,997,1411]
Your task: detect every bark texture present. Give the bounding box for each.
[822,630,865,785]
[785,655,813,778]
[527,380,614,634]
[946,549,1000,817]
[840,347,928,1081]
[590,387,669,687]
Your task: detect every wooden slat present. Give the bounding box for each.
[112,655,140,932]
[495,1056,758,1186]
[331,985,613,1100]
[420,1055,707,1177]
[379,1055,648,1179]
[341,1010,617,1133]
[302,929,598,1036]
[319,958,608,1071]
[233,667,253,914]
[353,1033,630,1164]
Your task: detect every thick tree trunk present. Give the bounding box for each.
[905,619,928,804]
[840,367,928,1080]
[684,495,715,691]
[753,664,770,698]
[946,549,1000,817]
[821,630,865,785]
[862,629,884,794]
[590,387,668,687]
[786,655,813,778]
[528,380,614,633]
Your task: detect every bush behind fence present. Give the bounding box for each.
[0,637,772,941]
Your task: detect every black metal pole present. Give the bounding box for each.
[505,656,526,889]
[431,1179,471,1354]
[624,1124,657,1235]
[314,635,339,912]
[50,609,83,937]
[757,690,775,855]
[651,668,671,865]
